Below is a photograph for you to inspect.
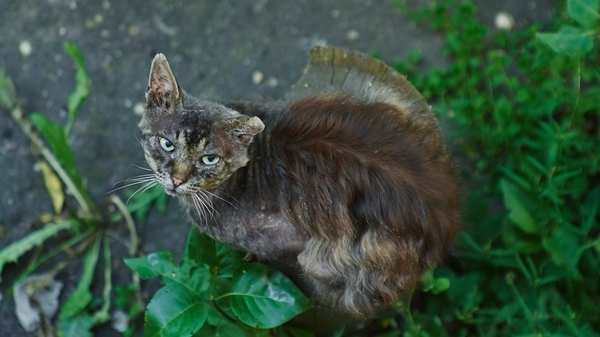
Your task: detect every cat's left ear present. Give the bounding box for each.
[218,116,265,146]
[146,53,182,111]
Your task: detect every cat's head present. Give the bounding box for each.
[138,54,264,196]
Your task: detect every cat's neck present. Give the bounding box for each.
[214,112,280,204]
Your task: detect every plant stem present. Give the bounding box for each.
[94,238,112,324]
[7,106,96,219]
[109,194,144,307]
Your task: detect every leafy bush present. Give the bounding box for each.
[391,0,600,336]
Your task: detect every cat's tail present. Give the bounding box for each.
[286,46,429,116]
[286,46,445,157]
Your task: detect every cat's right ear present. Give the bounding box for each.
[145,53,182,111]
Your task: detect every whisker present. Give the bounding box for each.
[106,181,150,194]
[202,189,239,209]
[126,181,158,204]
[106,178,156,194]
[133,164,153,172]
[197,191,218,221]
[191,194,208,227]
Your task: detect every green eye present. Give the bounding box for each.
[201,154,220,165]
[159,137,175,152]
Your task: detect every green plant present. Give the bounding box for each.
[125,228,311,337]
[387,0,600,336]
[0,42,132,337]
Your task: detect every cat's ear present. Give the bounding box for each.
[146,53,182,111]
[218,116,265,146]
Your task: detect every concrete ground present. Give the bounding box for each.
[0,0,553,336]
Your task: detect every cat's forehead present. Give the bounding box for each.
[142,108,208,139]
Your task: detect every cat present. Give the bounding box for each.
[137,47,460,317]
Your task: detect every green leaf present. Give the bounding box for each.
[184,228,217,267]
[144,283,208,337]
[0,221,74,279]
[29,113,85,193]
[126,252,211,297]
[0,69,17,110]
[124,251,176,279]
[59,238,101,319]
[218,264,310,329]
[499,180,538,233]
[537,26,594,55]
[57,314,95,337]
[63,41,91,133]
[542,225,583,272]
[568,0,600,27]
[126,185,169,222]
[421,270,450,294]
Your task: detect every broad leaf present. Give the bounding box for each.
[57,314,94,337]
[499,179,538,233]
[144,283,208,337]
[184,228,218,267]
[537,26,594,55]
[126,252,211,296]
[0,221,74,279]
[124,252,176,279]
[568,0,600,27]
[64,41,91,133]
[30,113,85,192]
[59,239,101,320]
[542,225,583,273]
[218,264,310,329]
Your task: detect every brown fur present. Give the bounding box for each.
[266,96,460,315]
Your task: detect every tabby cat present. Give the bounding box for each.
[138,47,460,317]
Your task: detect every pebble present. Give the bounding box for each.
[19,40,32,57]
[495,12,514,30]
[346,29,360,41]
[111,310,129,333]
[133,102,145,116]
[266,77,278,87]
[252,71,264,85]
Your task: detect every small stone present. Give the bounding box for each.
[19,40,32,57]
[102,0,111,10]
[494,12,514,30]
[331,9,340,18]
[128,25,140,36]
[111,310,129,333]
[101,29,110,38]
[266,77,278,87]
[252,71,264,85]
[94,14,104,24]
[58,27,67,36]
[346,29,359,41]
[124,99,133,108]
[133,102,145,116]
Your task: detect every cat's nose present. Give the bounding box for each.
[172,176,186,187]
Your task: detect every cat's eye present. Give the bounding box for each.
[159,137,175,152]
[201,154,220,165]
